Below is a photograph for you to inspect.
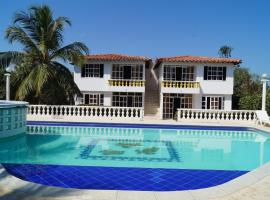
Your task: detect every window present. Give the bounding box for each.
[112,64,143,80]
[131,65,143,80]
[81,64,104,78]
[163,93,192,119]
[112,92,143,107]
[202,96,224,110]
[83,93,104,106]
[163,65,194,81]
[181,67,194,81]
[112,65,123,79]
[204,66,226,80]
[163,66,176,80]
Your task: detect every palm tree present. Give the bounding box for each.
[0,5,88,104]
[218,45,233,58]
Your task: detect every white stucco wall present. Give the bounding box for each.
[195,63,235,95]
[192,94,232,110]
[159,62,235,95]
[158,62,235,110]
[74,61,146,93]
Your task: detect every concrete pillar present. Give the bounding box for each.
[262,82,267,111]
[5,73,10,101]
[261,74,269,111]
[160,93,163,119]
[224,95,232,110]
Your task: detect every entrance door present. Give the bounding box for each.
[173,98,181,118]
[123,66,132,79]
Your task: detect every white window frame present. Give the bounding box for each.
[83,93,104,106]
[163,93,192,119]
[112,64,124,79]
[112,64,143,80]
[163,65,194,81]
[202,96,224,110]
[163,66,176,80]
[131,65,143,80]
[205,66,225,80]
[112,92,143,107]
[83,64,101,78]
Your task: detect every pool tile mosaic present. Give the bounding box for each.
[78,139,181,163]
[3,164,248,191]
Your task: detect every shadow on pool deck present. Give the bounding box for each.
[0,166,80,200]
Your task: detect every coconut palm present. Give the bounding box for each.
[0,5,88,104]
[218,45,233,58]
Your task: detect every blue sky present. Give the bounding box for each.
[1,0,270,75]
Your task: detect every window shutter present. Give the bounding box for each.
[207,97,210,109]
[218,97,222,109]
[100,64,104,78]
[223,67,227,81]
[204,66,208,80]
[84,94,89,104]
[81,65,86,77]
[202,97,205,109]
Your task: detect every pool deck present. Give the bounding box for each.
[1,120,270,200]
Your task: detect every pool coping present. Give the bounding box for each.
[1,122,270,199]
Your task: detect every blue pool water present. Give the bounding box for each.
[1,122,270,191]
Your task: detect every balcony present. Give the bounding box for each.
[162,81,200,88]
[108,79,145,87]
[161,81,200,94]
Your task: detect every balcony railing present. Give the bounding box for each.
[27,105,144,121]
[162,81,200,88]
[108,79,145,87]
[177,109,257,122]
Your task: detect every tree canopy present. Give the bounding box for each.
[0,5,88,104]
[218,45,233,58]
[232,68,270,114]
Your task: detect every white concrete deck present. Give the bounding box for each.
[1,120,270,200]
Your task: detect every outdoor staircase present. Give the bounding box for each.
[144,66,160,119]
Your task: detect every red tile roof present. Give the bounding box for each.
[156,55,241,66]
[85,54,150,62]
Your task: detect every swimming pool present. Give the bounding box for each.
[1,121,270,191]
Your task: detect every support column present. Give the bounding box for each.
[160,93,163,119]
[5,73,10,101]
[262,81,267,111]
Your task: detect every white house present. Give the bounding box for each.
[73,54,241,120]
[74,54,151,108]
[155,56,241,119]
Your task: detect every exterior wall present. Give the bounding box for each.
[192,94,232,110]
[74,60,146,93]
[104,92,112,106]
[74,63,110,92]
[195,63,235,95]
[158,62,235,110]
[159,62,235,95]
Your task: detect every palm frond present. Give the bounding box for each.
[0,51,25,67]
[50,42,89,66]
[5,4,88,104]
[5,26,40,54]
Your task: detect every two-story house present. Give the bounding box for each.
[73,54,241,120]
[155,56,241,119]
[74,54,151,109]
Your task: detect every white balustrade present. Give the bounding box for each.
[27,105,144,121]
[177,109,257,122]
